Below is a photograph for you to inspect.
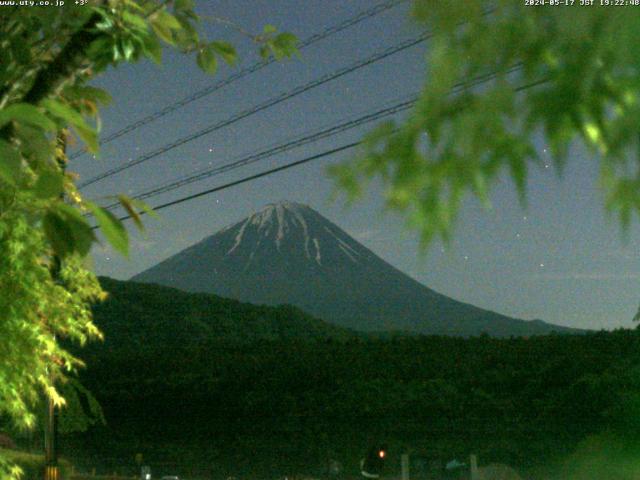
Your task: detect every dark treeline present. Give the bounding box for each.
[49,279,640,478]
[73,337,640,476]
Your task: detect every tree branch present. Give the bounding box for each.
[145,0,173,19]
[0,6,106,141]
[22,13,103,106]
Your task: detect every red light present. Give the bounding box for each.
[379,450,385,459]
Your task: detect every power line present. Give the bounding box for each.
[100,96,418,211]
[101,64,523,211]
[69,0,407,161]
[80,6,501,188]
[79,31,431,189]
[94,74,548,229]
[90,141,361,230]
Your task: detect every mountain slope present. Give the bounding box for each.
[132,201,581,337]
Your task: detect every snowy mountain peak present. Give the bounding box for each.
[131,202,582,337]
[220,201,365,266]
[250,201,311,233]
[265,200,309,210]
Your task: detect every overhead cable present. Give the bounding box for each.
[69,0,408,160]
[93,73,549,229]
[79,30,432,189]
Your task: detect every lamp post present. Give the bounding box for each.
[44,390,59,480]
[44,131,67,480]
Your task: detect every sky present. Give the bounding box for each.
[71,0,640,331]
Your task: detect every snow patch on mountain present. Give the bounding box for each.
[227,218,250,255]
[222,201,366,266]
[313,238,322,265]
[275,204,286,250]
[339,244,357,262]
[324,226,360,263]
[289,206,312,259]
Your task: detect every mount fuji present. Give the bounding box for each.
[131,201,581,337]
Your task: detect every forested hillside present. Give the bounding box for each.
[57,281,640,479]
[91,277,354,351]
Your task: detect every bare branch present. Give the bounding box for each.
[200,14,260,42]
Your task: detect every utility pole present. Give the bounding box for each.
[44,131,67,480]
[469,454,478,480]
[44,390,59,480]
[400,453,410,480]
